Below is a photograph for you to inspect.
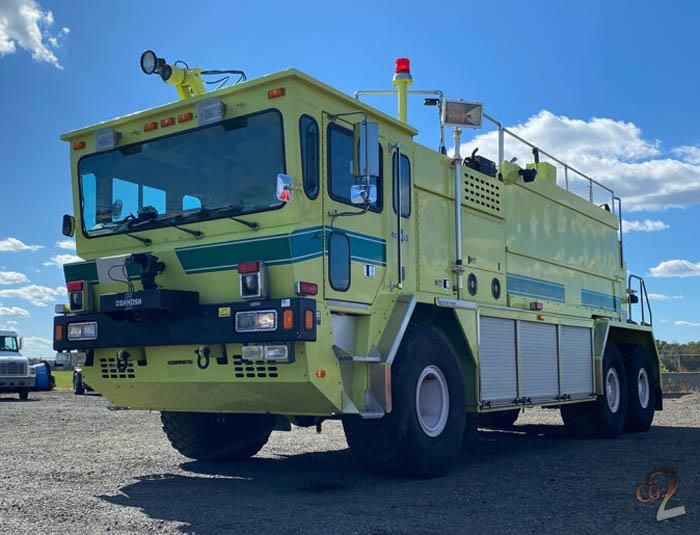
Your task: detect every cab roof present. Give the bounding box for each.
[61,68,418,141]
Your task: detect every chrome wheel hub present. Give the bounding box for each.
[605,367,621,413]
[415,365,450,437]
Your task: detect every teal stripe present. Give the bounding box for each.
[581,289,621,312]
[507,273,566,302]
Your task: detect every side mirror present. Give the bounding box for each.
[62,214,75,237]
[628,293,639,304]
[18,337,23,351]
[350,184,377,205]
[353,121,379,178]
[276,173,293,203]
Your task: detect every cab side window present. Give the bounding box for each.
[392,151,411,217]
[299,115,320,199]
[327,123,383,211]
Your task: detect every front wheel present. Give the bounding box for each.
[161,412,275,461]
[343,323,466,478]
[73,371,85,395]
[18,388,29,401]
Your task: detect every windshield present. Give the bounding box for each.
[78,109,285,237]
[0,336,18,352]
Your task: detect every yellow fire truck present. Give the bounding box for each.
[54,53,659,476]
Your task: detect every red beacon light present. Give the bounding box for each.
[395,57,411,74]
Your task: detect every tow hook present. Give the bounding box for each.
[195,346,211,370]
[116,350,130,372]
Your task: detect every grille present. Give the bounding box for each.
[99,357,135,380]
[464,172,501,215]
[233,355,279,379]
[0,361,27,376]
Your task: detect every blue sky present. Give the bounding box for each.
[1,0,699,356]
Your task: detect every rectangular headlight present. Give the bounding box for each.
[235,310,277,333]
[264,345,288,360]
[67,321,98,341]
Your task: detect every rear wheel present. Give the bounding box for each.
[73,372,85,395]
[342,323,466,478]
[478,409,520,429]
[561,345,627,438]
[18,388,29,401]
[623,347,656,432]
[161,412,274,461]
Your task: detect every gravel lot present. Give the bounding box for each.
[0,391,697,535]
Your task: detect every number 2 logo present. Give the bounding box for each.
[635,468,687,521]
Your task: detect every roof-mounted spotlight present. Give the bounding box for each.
[140,50,166,77]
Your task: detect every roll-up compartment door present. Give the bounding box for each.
[560,325,593,398]
[518,321,558,401]
[479,317,517,405]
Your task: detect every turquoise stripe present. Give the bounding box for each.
[581,289,621,312]
[506,273,566,302]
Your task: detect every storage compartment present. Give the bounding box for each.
[479,317,517,405]
[560,325,594,398]
[518,321,559,401]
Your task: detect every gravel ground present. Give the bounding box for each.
[0,391,697,535]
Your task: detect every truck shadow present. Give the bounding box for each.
[99,424,699,534]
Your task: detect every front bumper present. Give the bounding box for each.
[54,297,317,351]
[0,375,35,391]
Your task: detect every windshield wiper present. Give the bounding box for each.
[172,222,204,239]
[196,205,259,230]
[124,232,152,246]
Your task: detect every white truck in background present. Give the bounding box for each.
[0,330,35,400]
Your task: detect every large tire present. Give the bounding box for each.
[160,412,274,461]
[18,388,29,401]
[623,347,656,432]
[479,409,519,429]
[343,323,466,478]
[73,372,85,395]
[561,345,628,438]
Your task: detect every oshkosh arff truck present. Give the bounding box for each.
[53,53,659,476]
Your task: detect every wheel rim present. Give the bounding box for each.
[415,365,450,437]
[605,367,621,413]
[637,368,650,409]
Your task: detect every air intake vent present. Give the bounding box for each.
[99,357,135,380]
[233,355,279,379]
[464,172,501,216]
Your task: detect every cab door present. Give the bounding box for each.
[322,117,387,304]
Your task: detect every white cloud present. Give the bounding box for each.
[55,239,75,251]
[0,284,65,306]
[462,110,700,212]
[647,293,683,302]
[0,304,30,317]
[0,0,69,69]
[621,219,669,233]
[6,320,19,325]
[43,254,81,267]
[672,145,700,165]
[21,335,53,358]
[674,320,700,327]
[0,271,29,284]
[0,237,43,252]
[649,259,700,278]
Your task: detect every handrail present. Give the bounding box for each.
[627,274,652,326]
[482,113,616,212]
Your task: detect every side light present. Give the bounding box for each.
[304,309,314,330]
[296,281,318,296]
[144,121,158,132]
[160,117,176,128]
[72,141,86,151]
[315,369,326,378]
[267,87,286,99]
[178,112,194,123]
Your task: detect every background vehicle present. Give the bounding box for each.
[53,53,660,476]
[0,330,36,400]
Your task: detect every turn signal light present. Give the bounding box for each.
[304,309,314,330]
[238,261,260,274]
[282,309,294,330]
[160,117,176,127]
[315,369,326,379]
[67,281,84,292]
[72,141,86,151]
[54,324,63,342]
[143,121,158,132]
[267,87,286,99]
[177,112,193,123]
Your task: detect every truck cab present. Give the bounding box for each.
[0,330,35,400]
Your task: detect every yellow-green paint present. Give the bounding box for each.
[62,67,654,417]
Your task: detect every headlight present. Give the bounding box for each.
[235,311,277,333]
[67,321,98,341]
[29,366,36,375]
